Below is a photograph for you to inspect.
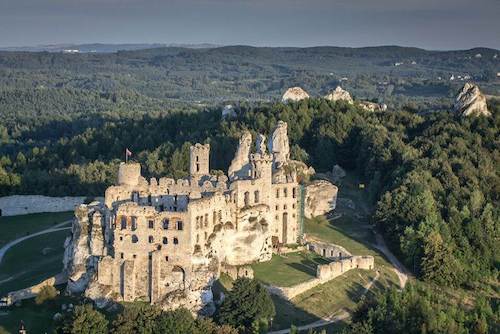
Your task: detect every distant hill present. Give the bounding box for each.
[0,43,220,53]
[0,45,498,110]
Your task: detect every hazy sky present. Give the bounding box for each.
[1,0,499,49]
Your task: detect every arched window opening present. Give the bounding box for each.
[120,216,127,230]
[131,217,137,231]
[173,237,179,245]
[148,220,154,229]
[177,220,183,230]
[284,187,288,197]
[244,191,250,206]
[162,237,168,244]
[292,187,297,198]
[163,219,169,230]
[254,190,260,203]
[131,235,139,243]
[148,236,154,243]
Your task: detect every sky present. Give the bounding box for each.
[0,0,499,50]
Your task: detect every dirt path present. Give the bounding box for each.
[267,271,380,334]
[0,220,71,266]
[373,233,410,288]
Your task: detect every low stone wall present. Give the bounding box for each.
[1,273,67,306]
[0,195,101,216]
[316,256,374,281]
[266,277,323,300]
[265,255,374,300]
[304,235,351,260]
[265,237,375,301]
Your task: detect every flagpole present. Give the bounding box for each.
[125,149,128,164]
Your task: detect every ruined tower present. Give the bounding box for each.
[189,144,210,178]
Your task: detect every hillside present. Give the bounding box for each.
[0,46,498,112]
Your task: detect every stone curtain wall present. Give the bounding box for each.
[0,195,96,216]
[265,255,374,300]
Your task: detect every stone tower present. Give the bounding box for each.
[118,162,141,186]
[250,153,273,181]
[190,143,210,177]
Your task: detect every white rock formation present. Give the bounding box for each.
[304,180,338,218]
[269,121,290,168]
[256,134,267,154]
[358,101,387,112]
[454,83,491,117]
[282,87,310,102]
[228,131,252,180]
[324,86,353,104]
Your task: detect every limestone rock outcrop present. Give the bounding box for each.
[282,87,310,102]
[324,86,353,104]
[304,180,338,218]
[228,131,252,180]
[358,101,387,112]
[454,83,491,117]
[269,121,290,168]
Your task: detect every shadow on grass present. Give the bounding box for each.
[271,294,322,330]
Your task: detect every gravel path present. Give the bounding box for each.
[373,233,410,288]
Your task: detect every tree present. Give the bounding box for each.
[61,304,108,334]
[420,231,459,286]
[35,285,58,305]
[112,302,161,334]
[153,308,196,334]
[217,278,275,330]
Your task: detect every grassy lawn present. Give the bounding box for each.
[267,171,402,330]
[0,211,73,247]
[252,251,330,287]
[0,229,70,296]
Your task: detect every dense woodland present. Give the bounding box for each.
[0,46,499,332]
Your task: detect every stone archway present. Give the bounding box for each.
[172,265,186,290]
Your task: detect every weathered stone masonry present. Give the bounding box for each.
[63,121,337,313]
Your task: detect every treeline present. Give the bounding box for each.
[343,283,499,334]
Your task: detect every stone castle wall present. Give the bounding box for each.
[0,195,90,216]
[63,121,339,314]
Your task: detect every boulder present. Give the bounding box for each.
[331,165,346,183]
[282,87,310,102]
[454,83,491,117]
[324,86,353,104]
[304,180,338,218]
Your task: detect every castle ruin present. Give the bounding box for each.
[63,121,338,313]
